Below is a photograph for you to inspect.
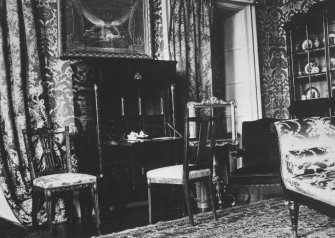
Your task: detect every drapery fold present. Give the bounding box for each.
[169,0,214,104]
[0,0,50,225]
[0,0,170,226]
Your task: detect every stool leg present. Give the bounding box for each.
[91,183,101,228]
[147,182,152,224]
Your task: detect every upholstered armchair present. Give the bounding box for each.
[273,117,335,237]
[227,118,282,203]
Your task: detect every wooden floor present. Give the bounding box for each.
[0,185,282,238]
[0,200,186,238]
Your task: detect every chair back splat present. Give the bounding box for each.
[184,116,216,181]
[147,115,217,226]
[23,127,71,178]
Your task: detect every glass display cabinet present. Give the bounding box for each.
[284,1,335,117]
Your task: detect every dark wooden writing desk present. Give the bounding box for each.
[100,136,182,211]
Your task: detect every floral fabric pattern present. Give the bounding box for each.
[0,0,76,225]
[274,117,335,206]
[169,0,213,103]
[0,0,48,225]
[0,0,169,226]
[256,0,320,118]
[285,147,334,176]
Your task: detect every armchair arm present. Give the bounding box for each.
[230,148,247,159]
[228,148,246,174]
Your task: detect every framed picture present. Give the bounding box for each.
[187,98,239,146]
[57,0,152,59]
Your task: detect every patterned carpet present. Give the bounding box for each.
[94,198,335,238]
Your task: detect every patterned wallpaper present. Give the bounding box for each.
[32,0,165,129]
[30,0,166,177]
[256,0,320,118]
[33,0,75,128]
[32,0,325,124]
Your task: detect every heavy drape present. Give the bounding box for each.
[169,0,214,104]
[0,0,173,226]
[0,0,65,225]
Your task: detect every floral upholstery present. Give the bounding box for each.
[147,165,210,184]
[33,173,96,189]
[285,147,334,176]
[273,117,335,206]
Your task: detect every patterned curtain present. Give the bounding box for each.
[0,0,61,225]
[169,0,214,105]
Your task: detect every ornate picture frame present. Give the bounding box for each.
[187,97,239,146]
[57,0,152,59]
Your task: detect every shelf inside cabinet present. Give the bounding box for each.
[293,47,325,55]
[294,72,326,79]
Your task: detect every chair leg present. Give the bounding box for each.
[79,189,90,221]
[147,182,153,224]
[183,182,194,226]
[288,200,299,238]
[65,191,74,223]
[51,197,56,226]
[208,178,217,221]
[91,183,101,229]
[179,187,187,217]
[31,189,38,229]
[44,190,53,232]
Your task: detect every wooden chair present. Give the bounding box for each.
[146,116,217,226]
[22,126,100,231]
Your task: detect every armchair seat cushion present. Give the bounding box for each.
[33,173,96,189]
[147,165,210,184]
[230,165,281,185]
[232,164,279,176]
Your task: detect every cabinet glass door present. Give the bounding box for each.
[328,3,335,96]
[291,8,327,101]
